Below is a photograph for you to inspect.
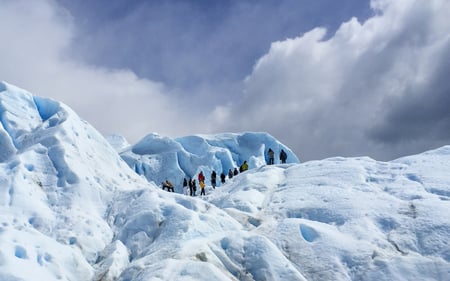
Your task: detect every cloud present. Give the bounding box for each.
[212,0,450,161]
[0,0,197,143]
[0,0,372,150]
[2,0,448,162]
[56,0,372,104]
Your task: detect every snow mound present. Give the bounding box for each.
[0,82,150,280]
[207,153,450,280]
[107,188,307,281]
[120,131,299,192]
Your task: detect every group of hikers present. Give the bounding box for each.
[161,160,250,196]
[185,160,250,196]
[162,148,288,196]
[267,148,288,165]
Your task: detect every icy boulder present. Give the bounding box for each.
[120,132,300,191]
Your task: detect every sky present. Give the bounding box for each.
[0,0,449,161]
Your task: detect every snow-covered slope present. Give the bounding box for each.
[0,82,151,280]
[108,146,450,281]
[0,82,449,281]
[208,151,450,280]
[120,132,299,191]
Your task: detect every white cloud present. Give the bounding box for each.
[0,0,196,143]
[214,0,450,160]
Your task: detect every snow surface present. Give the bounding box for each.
[0,81,449,281]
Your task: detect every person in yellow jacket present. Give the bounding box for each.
[199,180,206,196]
[240,161,249,172]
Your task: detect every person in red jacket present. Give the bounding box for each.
[198,171,205,184]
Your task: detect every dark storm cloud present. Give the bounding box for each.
[56,0,371,92]
[212,0,450,161]
[369,46,450,145]
[364,1,450,158]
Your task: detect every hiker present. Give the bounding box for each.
[220,172,226,184]
[192,179,197,196]
[268,148,275,165]
[240,161,248,172]
[162,180,174,192]
[228,169,233,179]
[189,178,194,196]
[280,149,287,164]
[233,167,239,176]
[211,170,217,189]
[198,171,205,184]
[183,178,189,195]
[200,180,206,196]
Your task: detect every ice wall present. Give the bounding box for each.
[120,132,300,191]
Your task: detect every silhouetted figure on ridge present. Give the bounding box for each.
[268,148,275,165]
[280,149,288,164]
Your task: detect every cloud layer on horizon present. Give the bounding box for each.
[213,0,450,160]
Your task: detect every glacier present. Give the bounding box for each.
[119,131,299,192]
[0,81,449,281]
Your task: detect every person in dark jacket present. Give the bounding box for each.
[228,169,233,179]
[233,167,239,176]
[220,172,226,184]
[280,149,288,164]
[268,148,275,165]
[192,179,197,196]
[189,178,194,196]
[211,170,217,189]
[183,178,189,195]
